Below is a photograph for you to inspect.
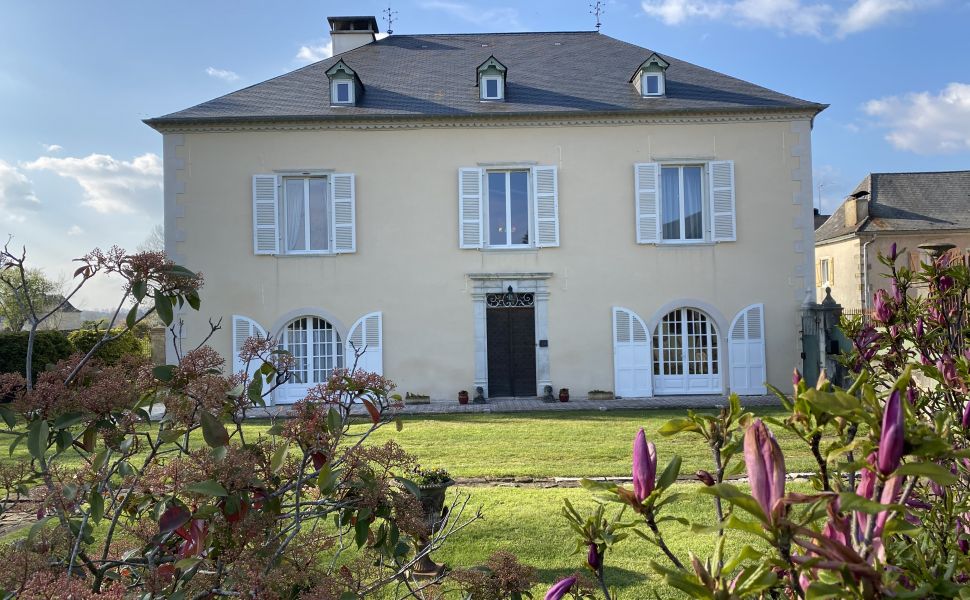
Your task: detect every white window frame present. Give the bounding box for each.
[332,80,354,105]
[484,169,532,249]
[659,164,708,244]
[819,257,832,287]
[481,76,504,100]
[642,72,664,97]
[280,316,344,386]
[282,175,331,255]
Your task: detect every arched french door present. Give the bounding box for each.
[278,316,344,403]
[653,308,721,395]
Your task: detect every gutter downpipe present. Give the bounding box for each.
[862,237,876,310]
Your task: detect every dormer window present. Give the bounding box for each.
[631,53,669,99]
[476,56,507,102]
[326,60,363,107]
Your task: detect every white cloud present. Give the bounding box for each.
[641,0,930,37]
[296,41,333,63]
[0,159,40,221]
[42,143,63,153]
[419,1,522,29]
[66,225,83,236]
[205,67,240,82]
[863,83,970,155]
[23,153,162,214]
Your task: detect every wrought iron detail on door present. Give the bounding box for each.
[486,287,535,308]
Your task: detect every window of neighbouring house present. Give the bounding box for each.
[284,177,330,253]
[661,165,704,241]
[281,316,344,385]
[486,170,530,247]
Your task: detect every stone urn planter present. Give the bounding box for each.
[587,390,614,401]
[411,473,455,578]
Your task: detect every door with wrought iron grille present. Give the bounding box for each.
[485,292,537,397]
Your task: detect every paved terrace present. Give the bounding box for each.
[244,394,780,418]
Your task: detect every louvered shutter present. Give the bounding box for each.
[232,314,267,381]
[612,307,652,398]
[634,163,660,244]
[458,168,484,249]
[346,312,383,375]
[252,175,279,255]
[829,257,835,285]
[710,160,736,242]
[815,261,822,287]
[532,166,559,247]
[331,173,356,253]
[728,304,766,395]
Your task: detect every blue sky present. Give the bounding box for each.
[2,1,969,307]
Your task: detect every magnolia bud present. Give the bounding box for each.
[695,470,716,486]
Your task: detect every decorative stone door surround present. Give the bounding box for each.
[468,272,552,398]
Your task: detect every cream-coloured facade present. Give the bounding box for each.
[148,23,823,403]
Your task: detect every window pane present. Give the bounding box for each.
[645,74,659,94]
[308,178,329,251]
[485,78,498,98]
[488,172,508,245]
[336,82,350,103]
[509,171,529,245]
[285,179,306,251]
[661,167,681,240]
[683,166,703,240]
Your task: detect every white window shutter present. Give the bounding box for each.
[252,175,279,255]
[331,173,356,253]
[710,160,736,242]
[634,163,660,244]
[533,165,559,247]
[728,303,766,395]
[232,314,267,380]
[458,168,484,249]
[612,307,652,397]
[346,311,383,375]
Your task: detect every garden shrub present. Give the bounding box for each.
[68,326,146,364]
[0,330,72,380]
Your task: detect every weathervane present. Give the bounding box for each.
[383,5,398,34]
[589,1,605,32]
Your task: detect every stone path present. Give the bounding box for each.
[245,394,780,419]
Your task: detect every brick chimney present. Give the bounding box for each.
[328,16,380,55]
[844,191,869,228]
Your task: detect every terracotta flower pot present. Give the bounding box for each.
[559,388,569,402]
[458,390,469,404]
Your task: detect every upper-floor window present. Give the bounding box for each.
[642,72,664,96]
[482,76,503,100]
[817,257,833,287]
[477,56,507,102]
[487,170,530,247]
[631,53,669,99]
[332,80,353,104]
[252,173,356,256]
[284,177,330,253]
[635,160,736,244]
[326,59,362,107]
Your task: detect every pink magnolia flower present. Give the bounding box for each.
[587,543,601,570]
[874,290,894,323]
[632,428,657,502]
[743,419,786,522]
[877,390,904,475]
[545,576,577,600]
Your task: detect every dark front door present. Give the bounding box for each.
[486,306,537,397]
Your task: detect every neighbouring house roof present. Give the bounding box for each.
[145,31,825,127]
[813,210,830,230]
[816,170,970,243]
[42,295,81,313]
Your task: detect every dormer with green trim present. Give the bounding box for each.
[631,53,669,98]
[326,60,363,106]
[476,56,507,101]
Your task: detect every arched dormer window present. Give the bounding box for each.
[476,56,507,101]
[631,53,669,98]
[326,60,363,106]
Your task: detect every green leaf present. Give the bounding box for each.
[327,407,342,435]
[89,489,104,524]
[92,448,109,471]
[27,419,49,461]
[354,516,370,548]
[28,517,51,543]
[159,429,187,443]
[0,405,16,429]
[838,492,899,515]
[658,418,703,437]
[155,292,173,325]
[132,280,148,302]
[174,557,202,571]
[186,289,201,311]
[153,364,176,383]
[698,483,768,524]
[805,581,850,600]
[271,444,289,474]
[657,456,682,490]
[199,412,229,448]
[395,477,420,498]
[52,411,87,430]
[125,304,139,329]
[184,480,228,497]
[247,375,264,405]
[896,462,959,485]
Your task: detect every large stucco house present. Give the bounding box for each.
[145,17,825,403]
[815,170,970,311]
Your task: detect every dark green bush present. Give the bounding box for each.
[0,330,73,379]
[68,328,147,365]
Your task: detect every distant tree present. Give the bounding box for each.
[0,268,60,331]
[137,223,164,253]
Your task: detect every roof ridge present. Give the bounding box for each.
[382,31,599,37]
[871,169,970,176]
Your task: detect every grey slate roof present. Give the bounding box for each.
[145,31,824,127]
[816,171,970,243]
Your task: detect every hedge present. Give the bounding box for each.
[68,328,147,365]
[0,330,74,380]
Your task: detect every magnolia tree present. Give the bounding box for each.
[549,244,970,600]
[0,244,479,599]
